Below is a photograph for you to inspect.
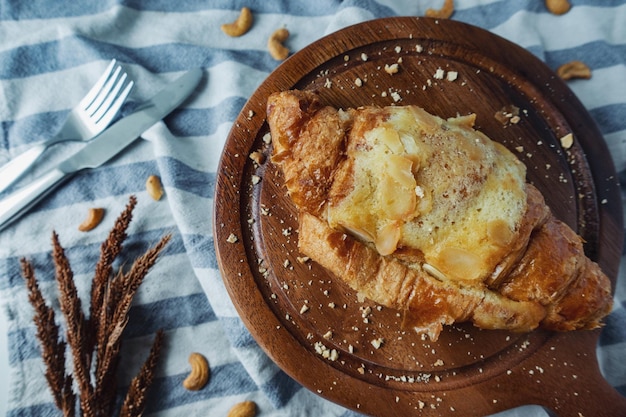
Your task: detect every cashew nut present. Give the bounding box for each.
[182,352,210,391]
[545,0,571,15]
[146,175,164,201]
[425,0,455,19]
[221,7,253,37]
[556,60,591,80]
[78,208,105,232]
[268,28,290,61]
[227,401,257,417]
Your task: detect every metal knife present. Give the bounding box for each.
[0,68,203,231]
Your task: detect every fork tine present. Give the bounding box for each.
[90,72,131,124]
[78,59,117,109]
[85,65,122,117]
[95,79,134,127]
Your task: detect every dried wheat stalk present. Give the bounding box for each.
[21,195,170,417]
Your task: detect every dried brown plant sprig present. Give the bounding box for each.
[120,330,165,417]
[52,231,95,416]
[88,195,137,362]
[21,195,169,417]
[95,233,172,414]
[20,259,76,417]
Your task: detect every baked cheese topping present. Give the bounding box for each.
[326,105,527,283]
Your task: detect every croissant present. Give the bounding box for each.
[266,90,613,341]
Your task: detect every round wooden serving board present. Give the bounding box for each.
[214,17,625,417]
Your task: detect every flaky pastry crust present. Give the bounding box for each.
[266,90,612,340]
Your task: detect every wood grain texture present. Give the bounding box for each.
[213,17,624,417]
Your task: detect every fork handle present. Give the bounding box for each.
[0,167,68,231]
[0,144,47,193]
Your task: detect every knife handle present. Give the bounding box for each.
[0,144,47,194]
[0,167,67,231]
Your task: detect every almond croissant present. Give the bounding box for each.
[266,90,612,341]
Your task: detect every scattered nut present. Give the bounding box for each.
[182,352,210,391]
[78,208,105,232]
[221,7,253,37]
[268,28,290,61]
[146,175,164,200]
[556,60,592,80]
[545,0,571,15]
[425,0,455,19]
[227,400,257,417]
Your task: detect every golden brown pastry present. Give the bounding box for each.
[266,90,613,341]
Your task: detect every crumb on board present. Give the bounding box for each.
[560,133,574,149]
[384,63,399,75]
[371,338,384,349]
[495,104,521,126]
[314,341,339,361]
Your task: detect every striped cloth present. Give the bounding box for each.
[0,1,624,416]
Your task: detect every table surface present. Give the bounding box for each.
[0,306,8,417]
[0,2,624,417]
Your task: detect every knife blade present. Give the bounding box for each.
[0,68,202,231]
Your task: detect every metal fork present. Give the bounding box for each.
[0,59,134,193]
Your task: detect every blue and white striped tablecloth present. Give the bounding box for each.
[0,1,624,416]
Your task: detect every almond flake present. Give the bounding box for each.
[560,133,574,149]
